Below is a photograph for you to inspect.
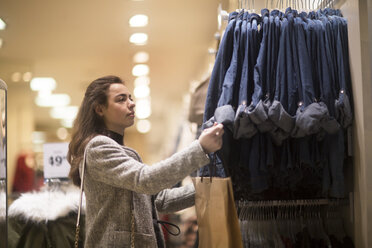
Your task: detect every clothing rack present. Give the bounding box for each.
[237,198,353,247]
[237,198,347,208]
[218,0,340,20]
[43,178,70,192]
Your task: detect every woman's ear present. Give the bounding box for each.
[95,105,104,117]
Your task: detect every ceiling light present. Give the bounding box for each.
[134,76,150,87]
[35,93,71,107]
[50,106,78,119]
[23,72,33,82]
[37,90,52,97]
[56,127,68,140]
[133,51,149,63]
[134,85,150,98]
[135,98,151,119]
[11,72,21,82]
[129,15,148,27]
[61,119,74,128]
[0,18,6,30]
[136,119,151,133]
[30,77,57,92]
[129,33,148,45]
[132,64,149,76]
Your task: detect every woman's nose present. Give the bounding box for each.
[129,99,135,107]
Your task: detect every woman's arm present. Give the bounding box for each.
[154,184,195,213]
[85,135,209,195]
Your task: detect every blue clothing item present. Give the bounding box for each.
[214,12,246,179]
[339,17,353,112]
[332,15,353,128]
[234,14,262,139]
[315,19,336,116]
[268,15,297,145]
[321,130,345,198]
[247,134,269,193]
[291,16,337,138]
[237,12,249,105]
[201,8,352,200]
[217,11,244,108]
[198,154,226,178]
[200,13,238,179]
[203,12,238,124]
[250,9,270,108]
[247,10,280,134]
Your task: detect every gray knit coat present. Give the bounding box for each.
[81,135,210,247]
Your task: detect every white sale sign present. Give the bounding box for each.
[43,142,70,179]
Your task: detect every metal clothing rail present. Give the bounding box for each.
[237,198,347,208]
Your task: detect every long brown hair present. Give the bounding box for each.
[67,75,125,186]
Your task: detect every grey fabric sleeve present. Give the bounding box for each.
[85,135,209,195]
[155,183,195,213]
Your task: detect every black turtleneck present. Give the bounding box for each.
[103,129,124,145]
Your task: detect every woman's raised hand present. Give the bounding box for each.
[198,123,224,154]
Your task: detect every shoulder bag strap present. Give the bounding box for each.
[74,145,135,248]
[75,147,88,248]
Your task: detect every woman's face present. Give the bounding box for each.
[99,83,135,134]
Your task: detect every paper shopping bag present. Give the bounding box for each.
[192,177,243,248]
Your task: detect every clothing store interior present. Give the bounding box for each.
[1,0,372,247]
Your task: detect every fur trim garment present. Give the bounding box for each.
[8,183,85,223]
[0,191,5,221]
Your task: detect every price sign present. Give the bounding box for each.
[43,142,70,179]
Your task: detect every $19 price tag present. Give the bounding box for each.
[43,142,70,179]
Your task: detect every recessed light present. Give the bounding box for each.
[134,85,150,98]
[132,64,149,76]
[133,51,149,63]
[136,119,151,133]
[56,127,68,140]
[61,119,74,128]
[129,15,148,27]
[35,94,71,107]
[129,33,148,45]
[23,72,33,82]
[30,77,57,91]
[135,98,151,119]
[134,76,150,87]
[50,106,78,119]
[0,18,6,30]
[11,72,21,82]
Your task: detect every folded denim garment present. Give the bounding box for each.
[335,91,352,128]
[214,105,235,132]
[268,100,296,133]
[247,99,275,133]
[292,102,330,137]
[233,103,257,139]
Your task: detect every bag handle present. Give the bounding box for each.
[201,153,217,182]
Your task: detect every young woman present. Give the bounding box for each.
[68,75,224,247]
